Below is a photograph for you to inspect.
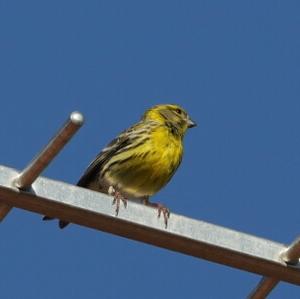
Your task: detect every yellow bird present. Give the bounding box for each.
[43,104,196,228]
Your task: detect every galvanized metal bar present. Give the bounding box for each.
[248,236,300,298]
[0,165,300,285]
[247,277,279,299]
[0,112,84,221]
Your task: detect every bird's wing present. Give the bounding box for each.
[76,121,155,188]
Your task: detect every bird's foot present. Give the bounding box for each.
[143,200,170,228]
[157,203,170,228]
[108,186,127,216]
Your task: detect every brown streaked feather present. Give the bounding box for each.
[76,120,158,189]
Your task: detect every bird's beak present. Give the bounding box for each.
[187,118,197,128]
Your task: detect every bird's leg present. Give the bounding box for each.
[108,186,127,216]
[142,197,170,228]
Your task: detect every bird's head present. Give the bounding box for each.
[142,104,196,136]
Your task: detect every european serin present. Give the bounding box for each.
[44,104,196,228]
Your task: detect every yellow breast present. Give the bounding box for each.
[104,125,183,198]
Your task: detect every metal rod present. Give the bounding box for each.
[281,236,300,265]
[14,111,84,189]
[1,165,300,287]
[0,112,84,222]
[247,277,279,299]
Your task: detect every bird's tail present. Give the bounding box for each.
[59,220,69,229]
[42,215,54,221]
[42,215,69,229]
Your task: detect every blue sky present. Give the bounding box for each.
[1,1,300,298]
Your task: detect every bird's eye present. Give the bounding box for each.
[175,108,182,115]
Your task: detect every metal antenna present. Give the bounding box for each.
[0,111,299,299]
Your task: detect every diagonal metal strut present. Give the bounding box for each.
[0,111,84,220]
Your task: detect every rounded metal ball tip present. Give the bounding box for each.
[70,111,84,125]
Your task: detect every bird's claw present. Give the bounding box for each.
[142,199,171,228]
[108,186,127,216]
[157,203,170,228]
